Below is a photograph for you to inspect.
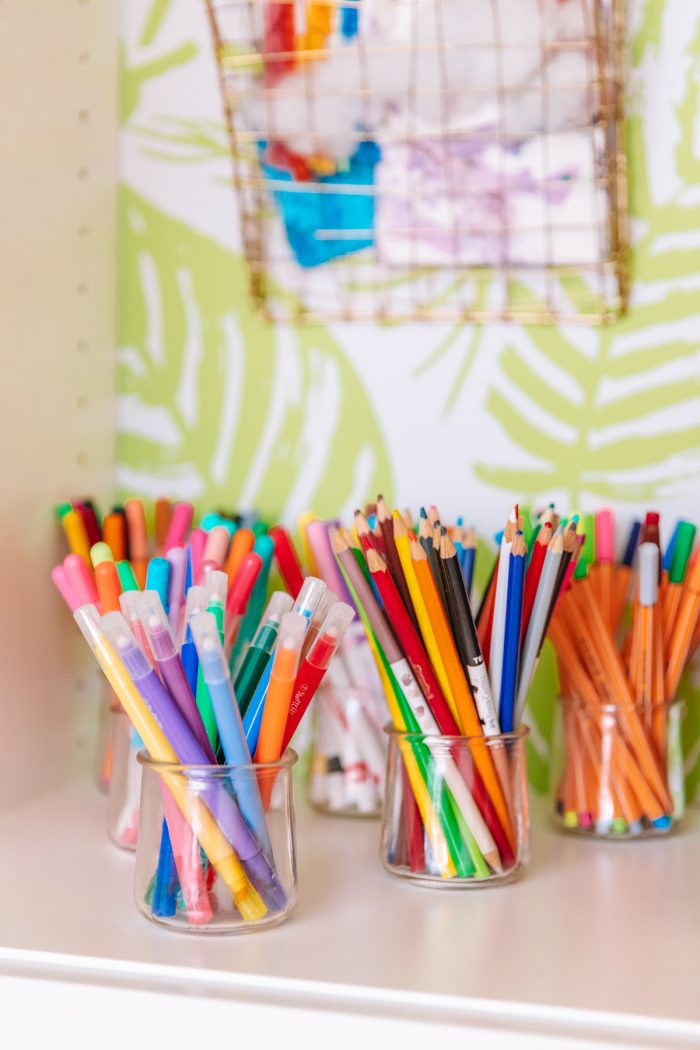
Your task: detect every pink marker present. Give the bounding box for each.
[189,528,207,584]
[63,553,99,607]
[51,565,80,611]
[164,501,194,552]
[202,525,230,568]
[595,508,615,564]
[305,519,353,607]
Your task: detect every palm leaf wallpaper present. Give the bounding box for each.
[118,0,700,791]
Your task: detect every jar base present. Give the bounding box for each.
[381,859,525,889]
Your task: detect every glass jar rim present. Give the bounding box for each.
[383,722,529,745]
[136,747,298,774]
[557,696,680,714]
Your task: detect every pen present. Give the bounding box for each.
[255,613,307,805]
[99,611,286,911]
[139,591,215,760]
[181,585,206,695]
[74,606,266,920]
[192,613,272,855]
[164,501,193,552]
[283,603,354,751]
[124,498,149,588]
[235,592,293,715]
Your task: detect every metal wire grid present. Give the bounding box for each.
[204,0,629,324]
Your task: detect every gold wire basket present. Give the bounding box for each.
[205,0,629,324]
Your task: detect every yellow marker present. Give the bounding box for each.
[74,608,266,921]
[297,511,320,575]
[63,509,92,567]
[90,541,114,568]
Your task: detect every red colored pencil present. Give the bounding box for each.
[364,543,460,735]
[521,522,552,641]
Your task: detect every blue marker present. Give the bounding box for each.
[191,612,272,857]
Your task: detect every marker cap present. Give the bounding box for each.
[191,611,228,685]
[139,590,176,658]
[119,589,145,632]
[306,603,354,670]
[203,525,231,567]
[90,542,114,568]
[595,508,615,564]
[311,587,337,629]
[116,560,140,593]
[101,611,151,681]
[146,557,171,613]
[124,499,148,561]
[227,553,263,616]
[638,543,659,607]
[164,501,194,551]
[272,613,307,680]
[204,569,228,611]
[293,576,327,621]
[64,553,99,607]
[52,565,80,612]
[668,522,696,584]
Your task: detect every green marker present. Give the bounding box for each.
[229,535,275,678]
[234,592,293,714]
[252,520,269,539]
[55,502,72,520]
[195,571,227,749]
[668,521,696,584]
[116,559,139,592]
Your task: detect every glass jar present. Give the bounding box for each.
[553,698,682,838]
[309,681,388,817]
[105,705,143,850]
[93,682,117,795]
[380,726,529,887]
[134,750,298,932]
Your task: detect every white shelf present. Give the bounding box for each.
[0,778,699,1047]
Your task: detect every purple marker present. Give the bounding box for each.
[137,590,216,762]
[100,611,286,912]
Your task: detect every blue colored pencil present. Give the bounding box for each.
[499,533,526,733]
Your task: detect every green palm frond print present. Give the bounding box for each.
[118,0,700,793]
[118,187,392,519]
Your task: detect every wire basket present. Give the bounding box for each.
[205,0,629,324]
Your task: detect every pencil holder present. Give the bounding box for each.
[134,750,298,932]
[552,698,683,838]
[309,682,387,816]
[105,704,143,850]
[380,726,529,887]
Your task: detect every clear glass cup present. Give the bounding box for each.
[93,682,117,795]
[381,726,529,887]
[552,697,683,838]
[134,750,298,933]
[106,705,143,850]
[309,678,388,818]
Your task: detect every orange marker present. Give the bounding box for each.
[124,498,148,588]
[155,498,171,553]
[95,561,122,614]
[224,528,255,589]
[255,613,306,805]
[665,550,700,700]
[102,512,127,562]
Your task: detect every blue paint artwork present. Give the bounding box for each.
[261,140,381,268]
